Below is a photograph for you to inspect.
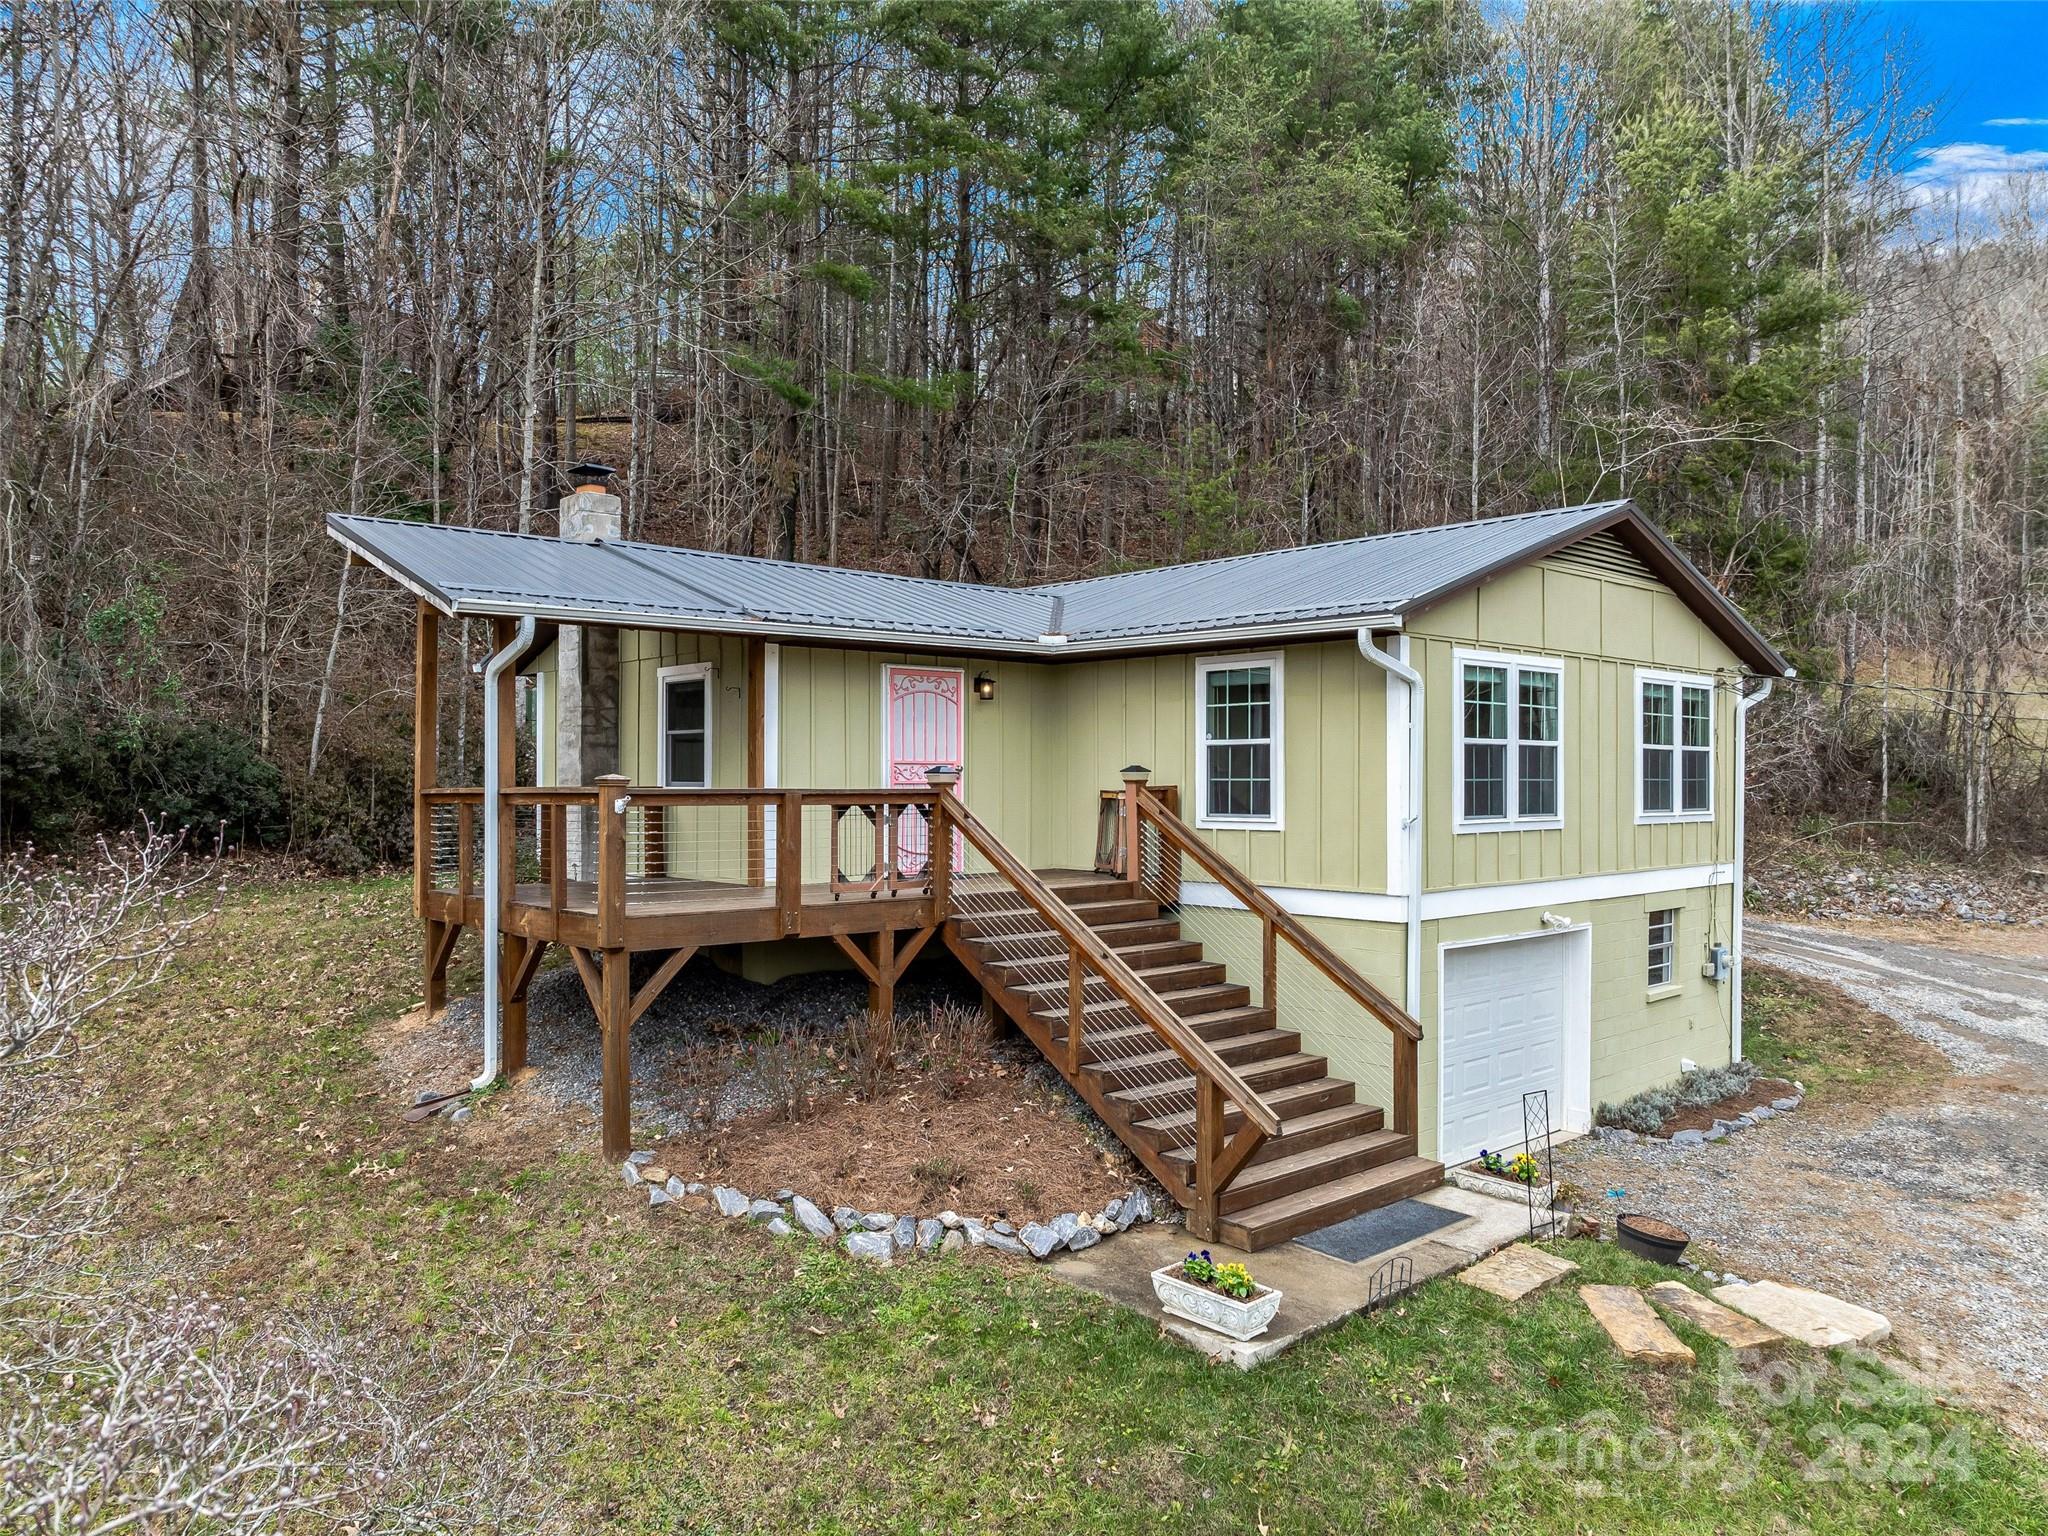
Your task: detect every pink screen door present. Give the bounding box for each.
[883,665,964,873]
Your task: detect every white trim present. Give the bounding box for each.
[1436,924,1594,1164]
[534,664,553,786]
[1635,668,1717,823]
[1451,646,1566,833]
[762,643,781,787]
[1179,880,1407,924]
[1382,634,1411,893]
[1194,650,1284,831]
[1423,864,1732,921]
[655,660,715,787]
[762,643,781,879]
[1176,863,1734,927]
[1646,904,1679,987]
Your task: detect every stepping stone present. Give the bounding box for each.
[1711,1280,1890,1348]
[1579,1285,1695,1368]
[1457,1243,1579,1301]
[1646,1281,1786,1353]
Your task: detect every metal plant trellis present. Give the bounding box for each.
[1522,1088,1559,1240]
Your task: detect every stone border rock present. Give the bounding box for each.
[621,1152,1164,1266]
[1591,1084,1804,1150]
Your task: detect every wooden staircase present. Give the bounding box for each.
[944,865,1442,1251]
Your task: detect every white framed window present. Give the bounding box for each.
[1646,907,1678,987]
[1195,653,1282,829]
[1452,648,1564,832]
[1637,670,1715,822]
[656,661,714,787]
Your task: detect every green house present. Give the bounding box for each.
[331,494,1790,1249]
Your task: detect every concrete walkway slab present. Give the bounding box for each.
[1647,1281,1786,1353]
[1045,1183,1538,1368]
[1458,1243,1579,1301]
[1712,1279,1891,1348]
[1581,1284,1696,1367]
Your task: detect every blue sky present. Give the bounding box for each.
[1838,1,2048,201]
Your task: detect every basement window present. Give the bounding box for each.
[1647,907,1678,988]
[1637,671,1714,821]
[1195,654,1282,829]
[1453,649,1564,831]
[657,662,713,787]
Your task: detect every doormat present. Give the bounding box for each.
[1296,1199,1467,1263]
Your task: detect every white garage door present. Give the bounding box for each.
[1439,935,1570,1166]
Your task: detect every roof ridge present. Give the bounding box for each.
[1028,501,1629,594]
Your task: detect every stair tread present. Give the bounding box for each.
[1082,1029,1299,1076]
[1011,962,1221,997]
[1221,1157,1445,1236]
[1163,1101,1384,1163]
[1212,1129,1410,1189]
[972,918,1181,948]
[1132,1075,1354,1135]
[1105,1050,1321,1093]
[1031,982,1247,1022]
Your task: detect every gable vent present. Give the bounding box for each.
[1545,530,1656,584]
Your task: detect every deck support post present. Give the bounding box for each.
[599,949,632,1163]
[869,925,896,1024]
[499,934,530,1077]
[415,602,444,1011]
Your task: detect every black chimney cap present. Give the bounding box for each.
[570,461,617,484]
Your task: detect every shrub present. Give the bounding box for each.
[1597,1060,1760,1134]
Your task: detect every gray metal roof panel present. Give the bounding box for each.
[328,499,1785,672]
[1031,502,1629,639]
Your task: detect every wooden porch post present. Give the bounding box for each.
[1120,765,1149,888]
[868,925,896,1023]
[414,602,447,1013]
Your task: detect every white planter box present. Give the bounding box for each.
[1449,1165,1556,1208]
[1150,1264,1283,1342]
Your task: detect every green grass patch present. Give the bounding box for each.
[1743,962,1949,1100]
[47,877,2047,1531]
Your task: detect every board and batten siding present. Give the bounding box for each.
[1407,554,1743,893]
[1029,639,1392,892]
[775,644,1053,859]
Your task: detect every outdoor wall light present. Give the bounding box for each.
[973,671,996,701]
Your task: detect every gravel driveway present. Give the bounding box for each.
[1556,918,2048,1444]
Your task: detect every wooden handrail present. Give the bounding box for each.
[1136,789,1422,1043]
[934,794,1281,1138]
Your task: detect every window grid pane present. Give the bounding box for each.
[1463,665,1508,741]
[1518,669,1560,743]
[1680,685,1711,748]
[1643,747,1674,814]
[1202,665,1274,820]
[1464,743,1506,820]
[1647,909,1676,986]
[1518,743,1559,818]
[1642,682,1674,747]
[1680,748,1711,812]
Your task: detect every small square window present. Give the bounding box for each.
[1647,908,1678,988]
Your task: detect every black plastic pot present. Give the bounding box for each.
[1616,1212,1690,1266]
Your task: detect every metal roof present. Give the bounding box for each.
[326,499,1789,673]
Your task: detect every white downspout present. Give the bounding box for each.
[1730,675,1776,1064]
[1356,629,1424,1021]
[476,615,538,1092]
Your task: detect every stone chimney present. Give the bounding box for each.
[559,461,622,543]
[555,463,620,817]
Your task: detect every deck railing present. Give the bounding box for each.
[932,789,1282,1228]
[416,778,943,941]
[1120,779,1423,1139]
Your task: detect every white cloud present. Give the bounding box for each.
[1903,141,2048,211]
[1984,117,2048,127]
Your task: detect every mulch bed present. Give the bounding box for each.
[648,1053,1138,1222]
[1654,1076,1800,1136]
